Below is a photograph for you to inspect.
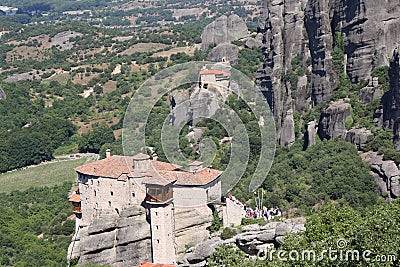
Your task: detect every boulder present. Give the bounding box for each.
[186,238,222,264]
[318,101,351,140]
[345,128,372,150]
[241,224,261,232]
[256,229,276,242]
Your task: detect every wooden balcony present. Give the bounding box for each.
[72,205,81,213]
[146,186,173,204]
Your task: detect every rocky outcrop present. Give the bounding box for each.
[201,15,248,50]
[256,0,400,146]
[207,43,240,64]
[68,206,152,267]
[335,1,400,83]
[174,206,213,255]
[345,128,372,150]
[305,120,318,148]
[177,218,306,267]
[256,0,309,146]
[318,101,351,140]
[0,86,5,100]
[382,46,400,150]
[361,151,400,201]
[359,77,382,105]
[304,0,336,105]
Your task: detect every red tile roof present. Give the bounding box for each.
[134,260,175,267]
[199,69,230,77]
[69,193,80,202]
[75,155,222,186]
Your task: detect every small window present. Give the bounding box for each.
[157,239,160,244]
[110,191,113,196]
[108,201,111,207]
[91,180,93,185]
[97,181,100,186]
[131,192,135,197]
[156,225,159,230]
[94,190,96,197]
[155,212,158,216]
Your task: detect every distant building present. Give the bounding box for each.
[69,151,222,264]
[0,6,18,16]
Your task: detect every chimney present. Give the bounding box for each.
[133,153,150,172]
[106,149,111,159]
[152,153,158,161]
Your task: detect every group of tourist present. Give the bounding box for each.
[228,194,281,221]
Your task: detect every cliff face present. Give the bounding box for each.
[256,0,309,146]
[257,0,400,143]
[68,206,152,267]
[383,46,400,150]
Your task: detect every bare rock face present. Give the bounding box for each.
[201,15,248,50]
[279,108,295,147]
[382,46,400,150]
[335,1,400,83]
[345,128,372,150]
[207,43,240,64]
[361,151,400,201]
[305,120,318,148]
[174,206,213,255]
[256,0,309,146]
[318,101,351,140]
[0,86,5,100]
[68,206,152,267]
[177,218,306,266]
[304,0,336,105]
[257,0,400,143]
[359,78,382,105]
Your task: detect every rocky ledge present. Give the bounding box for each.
[177,218,306,267]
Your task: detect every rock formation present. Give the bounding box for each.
[177,218,306,267]
[207,43,240,64]
[0,86,5,100]
[201,14,248,51]
[382,46,400,150]
[359,77,382,105]
[256,0,400,146]
[256,0,309,146]
[361,151,400,201]
[318,100,351,140]
[174,207,213,256]
[68,206,152,267]
[305,120,318,148]
[345,128,372,150]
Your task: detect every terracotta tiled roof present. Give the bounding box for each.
[69,193,80,202]
[175,168,223,186]
[135,260,175,267]
[199,69,230,77]
[75,155,179,178]
[75,155,222,186]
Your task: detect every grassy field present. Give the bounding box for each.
[0,158,91,193]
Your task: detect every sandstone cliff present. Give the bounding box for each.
[201,14,248,51]
[68,206,152,267]
[256,0,400,146]
[382,46,400,150]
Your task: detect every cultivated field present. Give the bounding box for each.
[0,158,91,193]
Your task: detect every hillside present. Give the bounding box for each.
[0,0,399,266]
